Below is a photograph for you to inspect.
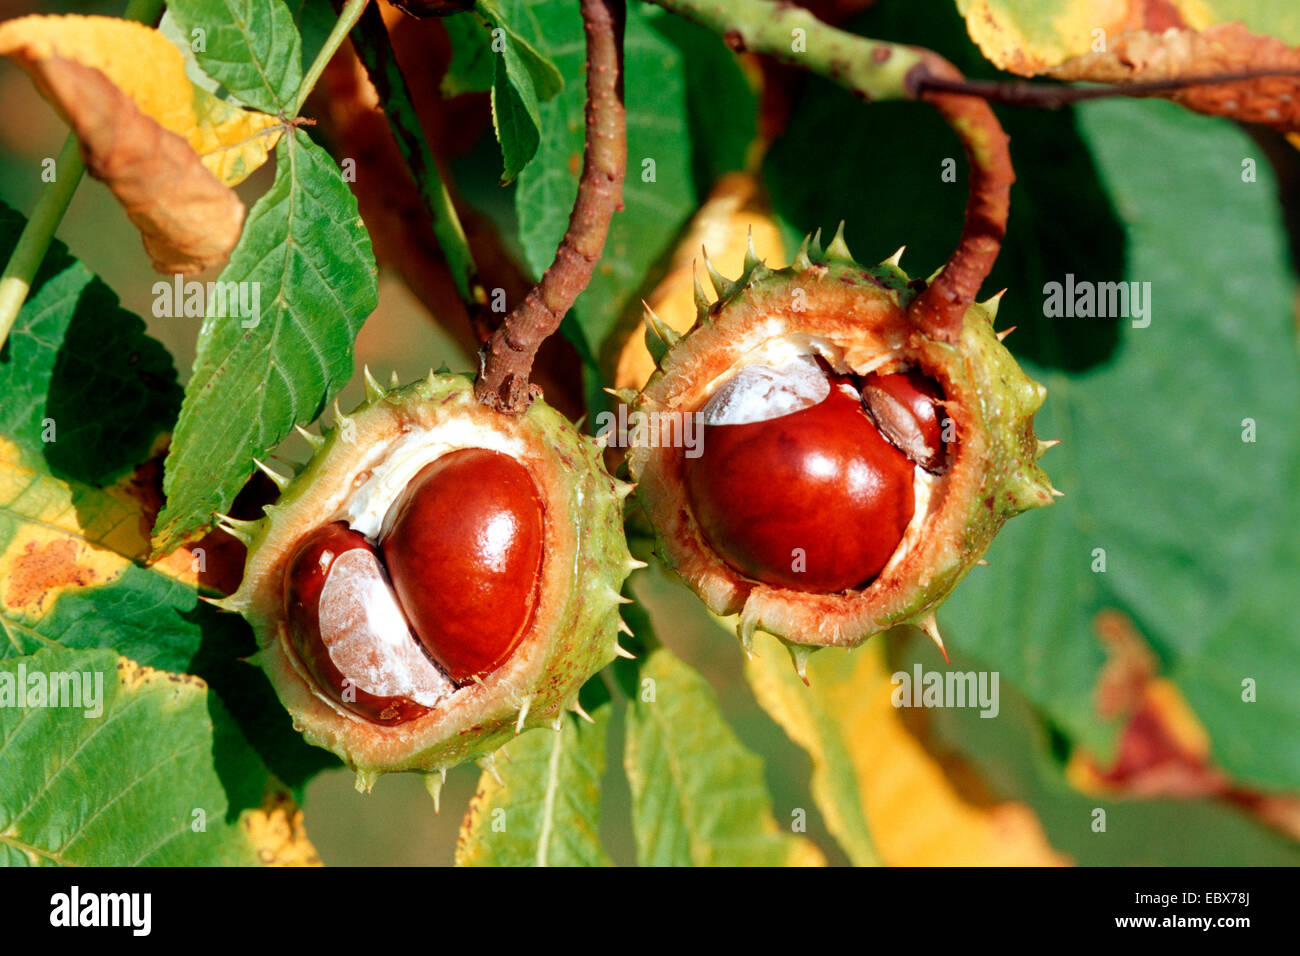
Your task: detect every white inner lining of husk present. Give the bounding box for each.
[318,548,454,705]
[341,422,529,540]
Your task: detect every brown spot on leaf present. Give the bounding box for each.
[5,538,98,613]
[1091,608,1156,719]
[14,56,245,272]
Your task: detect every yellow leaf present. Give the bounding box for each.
[612,172,786,391]
[240,787,322,867]
[0,15,281,186]
[745,630,1069,866]
[958,2,1300,136]
[0,439,223,629]
[957,0,1206,76]
[0,440,136,624]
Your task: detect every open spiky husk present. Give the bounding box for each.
[627,229,1056,673]
[219,373,637,792]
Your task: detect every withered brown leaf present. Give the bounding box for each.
[1050,23,1300,133]
[38,56,245,274]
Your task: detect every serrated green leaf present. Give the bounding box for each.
[469,0,567,182]
[167,0,303,114]
[0,646,317,866]
[491,44,543,184]
[622,638,823,866]
[155,128,377,553]
[455,680,611,866]
[0,200,181,487]
[477,0,563,101]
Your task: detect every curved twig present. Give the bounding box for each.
[912,67,1300,109]
[474,0,627,414]
[904,53,1014,343]
[644,0,1007,341]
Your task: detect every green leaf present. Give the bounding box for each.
[509,1,698,367]
[477,1,564,101]
[491,43,544,184]
[1070,100,1300,789]
[0,453,336,793]
[454,680,612,866]
[475,0,565,183]
[287,0,335,75]
[442,12,496,97]
[0,200,181,487]
[0,647,317,866]
[155,129,378,553]
[644,12,757,195]
[167,0,303,114]
[620,626,823,866]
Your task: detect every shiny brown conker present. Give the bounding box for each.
[382,448,545,682]
[861,370,950,472]
[684,379,915,592]
[284,522,448,724]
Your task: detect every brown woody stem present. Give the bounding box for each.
[905,53,1014,343]
[648,0,1007,342]
[912,68,1300,109]
[474,0,627,414]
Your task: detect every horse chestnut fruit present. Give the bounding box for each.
[220,372,636,790]
[685,378,914,591]
[382,448,545,681]
[627,227,1057,666]
[861,370,950,473]
[285,522,451,724]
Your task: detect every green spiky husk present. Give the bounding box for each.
[222,372,635,790]
[628,234,1055,664]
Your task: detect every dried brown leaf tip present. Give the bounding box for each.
[1050,23,1300,133]
[40,58,246,274]
[0,15,283,273]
